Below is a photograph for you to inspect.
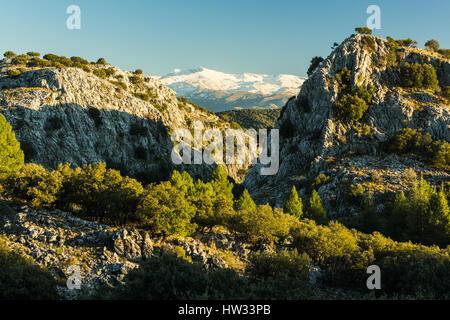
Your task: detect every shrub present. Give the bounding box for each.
[136,182,196,237]
[0,240,59,299]
[27,58,52,68]
[425,39,440,52]
[70,56,89,65]
[230,204,298,245]
[104,67,115,77]
[11,55,28,65]
[26,51,40,57]
[307,56,324,77]
[400,62,438,90]
[134,69,143,75]
[3,51,16,58]
[96,58,107,65]
[389,128,449,168]
[110,80,127,90]
[355,27,372,35]
[7,69,21,78]
[333,94,368,123]
[437,49,450,59]
[129,75,143,85]
[93,69,106,79]
[246,249,312,299]
[132,92,150,101]
[335,67,352,94]
[0,115,24,178]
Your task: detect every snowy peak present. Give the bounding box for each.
[159,67,305,95]
[158,67,306,111]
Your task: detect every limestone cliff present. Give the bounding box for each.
[244,34,450,217]
[0,60,248,182]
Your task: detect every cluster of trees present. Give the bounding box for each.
[400,62,439,90]
[217,109,281,130]
[3,50,111,76]
[1,116,450,299]
[389,128,450,169]
[333,68,376,124]
[387,178,449,247]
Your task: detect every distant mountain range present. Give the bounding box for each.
[158,67,306,112]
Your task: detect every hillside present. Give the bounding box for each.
[0,33,449,301]
[158,67,305,112]
[0,55,251,183]
[217,108,281,130]
[244,34,450,219]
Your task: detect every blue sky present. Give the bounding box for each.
[1,0,449,77]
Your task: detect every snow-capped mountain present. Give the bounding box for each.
[158,67,306,112]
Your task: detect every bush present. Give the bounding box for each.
[400,62,438,90]
[425,39,440,52]
[0,240,59,299]
[129,75,143,85]
[110,80,127,90]
[307,56,324,77]
[132,92,150,101]
[134,69,143,75]
[3,51,16,58]
[333,94,368,123]
[0,115,24,178]
[335,67,352,94]
[355,27,372,35]
[98,253,248,300]
[136,182,196,237]
[389,128,449,168]
[11,55,28,65]
[93,69,106,79]
[7,69,21,78]
[70,56,89,65]
[96,58,107,65]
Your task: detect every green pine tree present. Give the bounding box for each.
[0,114,24,178]
[210,166,234,201]
[284,186,303,219]
[307,189,328,225]
[234,189,256,212]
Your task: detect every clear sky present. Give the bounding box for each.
[1,0,449,77]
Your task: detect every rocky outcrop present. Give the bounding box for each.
[0,204,236,299]
[0,62,250,182]
[244,34,450,216]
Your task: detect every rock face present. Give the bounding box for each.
[0,63,250,182]
[0,205,233,298]
[244,34,450,216]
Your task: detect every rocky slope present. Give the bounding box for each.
[159,67,306,111]
[0,60,250,182]
[244,34,450,217]
[0,204,251,299]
